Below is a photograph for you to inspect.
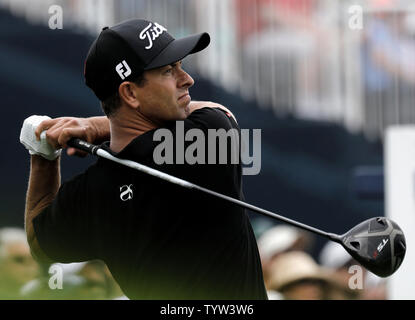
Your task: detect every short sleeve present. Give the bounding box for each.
[32,171,96,263]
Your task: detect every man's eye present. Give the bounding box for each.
[164,68,173,74]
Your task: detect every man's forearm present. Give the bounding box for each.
[25,155,60,248]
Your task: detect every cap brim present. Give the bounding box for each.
[144,32,210,70]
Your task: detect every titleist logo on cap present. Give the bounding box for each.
[139,22,167,50]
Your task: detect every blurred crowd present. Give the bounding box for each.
[4,0,414,138]
[0,224,387,300]
[253,218,387,300]
[361,0,415,138]
[237,0,415,137]
[0,227,125,300]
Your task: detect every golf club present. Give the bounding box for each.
[67,138,406,277]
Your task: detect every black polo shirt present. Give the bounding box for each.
[33,107,267,299]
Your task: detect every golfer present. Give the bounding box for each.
[22,19,267,299]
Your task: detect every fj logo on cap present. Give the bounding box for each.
[139,22,167,50]
[116,60,132,80]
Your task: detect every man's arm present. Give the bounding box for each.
[24,116,110,262]
[25,155,60,263]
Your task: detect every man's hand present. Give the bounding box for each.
[35,116,110,157]
[20,116,62,161]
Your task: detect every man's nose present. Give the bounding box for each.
[178,70,194,89]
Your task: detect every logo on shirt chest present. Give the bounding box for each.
[120,184,134,201]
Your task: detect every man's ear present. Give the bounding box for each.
[118,82,140,109]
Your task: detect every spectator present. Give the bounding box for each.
[257,225,313,290]
[362,0,415,137]
[0,227,40,299]
[268,250,356,300]
[237,0,327,114]
[319,240,387,300]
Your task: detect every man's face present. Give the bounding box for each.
[134,60,194,124]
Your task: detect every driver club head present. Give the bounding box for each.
[339,217,406,277]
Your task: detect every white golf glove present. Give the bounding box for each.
[20,115,62,161]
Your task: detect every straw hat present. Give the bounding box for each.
[268,251,331,291]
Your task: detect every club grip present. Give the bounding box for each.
[67,138,99,155]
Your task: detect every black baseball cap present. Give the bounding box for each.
[84,19,210,101]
